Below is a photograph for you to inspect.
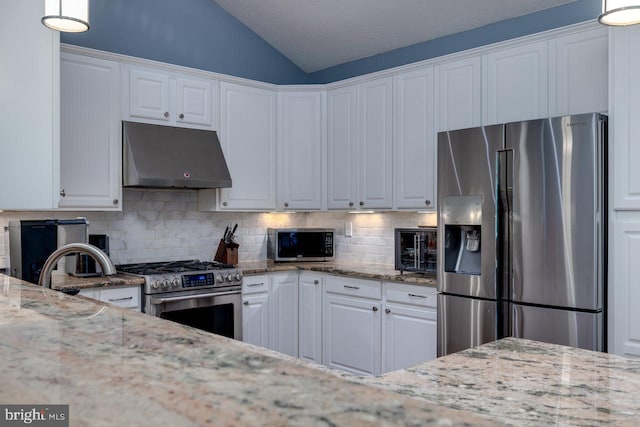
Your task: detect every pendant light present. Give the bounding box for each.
[41,0,90,32]
[599,0,640,26]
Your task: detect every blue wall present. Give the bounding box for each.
[308,0,602,83]
[62,0,601,85]
[61,0,309,84]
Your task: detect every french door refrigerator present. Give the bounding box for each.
[436,113,606,356]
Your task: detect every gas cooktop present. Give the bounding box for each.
[116,260,236,275]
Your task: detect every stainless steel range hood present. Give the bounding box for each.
[122,121,232,189]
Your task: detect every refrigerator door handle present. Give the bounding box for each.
[496,149,513,337]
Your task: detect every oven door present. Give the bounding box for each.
[147,289,242,340]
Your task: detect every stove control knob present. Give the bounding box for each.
[235,273,242,281]
[161,279,170,289]
[226,274,233,283]
[216,274,224,284]
[172,278,180,288]
[151,281,160,290]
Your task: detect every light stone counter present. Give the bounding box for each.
[0,273,494,426]
[49,272,145,293]
[239,260,437,287]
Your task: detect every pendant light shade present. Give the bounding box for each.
[42,0,89,32]
[599,0,640,26]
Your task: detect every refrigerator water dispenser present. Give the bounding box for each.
[442,196,482,275]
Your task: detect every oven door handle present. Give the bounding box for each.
[149,290,240,305]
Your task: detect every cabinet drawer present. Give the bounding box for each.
[384,282,437,308]
[325,275,381,300]
[242,274,269,295]
[100,286,140,309]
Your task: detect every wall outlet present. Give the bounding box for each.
[345,222,353,237]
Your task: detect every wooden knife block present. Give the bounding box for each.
[214,239,239,265]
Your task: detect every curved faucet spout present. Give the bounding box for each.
[38,243,117,288]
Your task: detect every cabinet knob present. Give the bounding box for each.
[425,200,431,206]
[179,113,184,119]
[385,308,391,314]
[359,201,364,206]
[164,112,169,118]
[60,189,66,197]
[313,280,319,285]
[349,202,354,207]
[372,306,378,312]
[113,199,118,205]
[243,301,249,306]
[222,202,228,207]
[284,202,289,208]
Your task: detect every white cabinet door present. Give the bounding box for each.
[394,67,436,210]
[358,77,393,210]
[327,85,358,210]
[437,56,482,131]
[0,0,59,210]
[219,82,277,210]
[549,27,608,117]
[242,293,269,348]
[127,67,171,122]
[483,41,548,125]
[78,286,141,311]
[323,293,382,376]
[298,272,323,364]
[59,53,121,210]
[268,273,299,357]
[382,303,437,373]
[278,90,324,210]
[176,76,215,127]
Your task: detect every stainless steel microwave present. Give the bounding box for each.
[395,227,437,274]
[267,228,334,262]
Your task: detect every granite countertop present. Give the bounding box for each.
[239,260,437,287]
[0,273,494,426]
[49,272,145,293]
[3,274,640,425]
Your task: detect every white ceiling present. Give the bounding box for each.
[213,0,579,73]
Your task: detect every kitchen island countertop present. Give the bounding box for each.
[2,272,639,426]
[239,260,437,287]
[49,272,145,293]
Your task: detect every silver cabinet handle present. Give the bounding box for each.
[243,301,249,305]
[408,293,427,299]
[179,113,184,119]
[359,201,364,206]
[372,306,378,312]
[60,189,66,197]
[247,282,264,287]
[222,202,228,207]
[284,202,289,208]
[108,296,133,302]
[425,200,431,206]
[349,202,354,207]
[113,199,118,205]
[385,308,391,314]
[313,280,319,285]
[164,112,169,118]
[344,285,360,290]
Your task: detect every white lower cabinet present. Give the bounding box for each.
[78,286,141,311]
[242,275,270,348]
[323,276,382,376]
[298,272,323,363]
[382,282,438,373]
[268,272,299,357]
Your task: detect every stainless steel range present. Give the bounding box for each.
[116,260,243,340]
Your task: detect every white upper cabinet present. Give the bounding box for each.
[327,85,359,210]
[483,40,548,125]
[358,77,394,210]
[548,26,609,117]
[0,0,59,210]
[278,90,325,210]
[436,56,482,132]
[59,53,121,210]
[219,82,277,210]
[327,77,393,211]
[394,67,436,210]
[123,64,217,129]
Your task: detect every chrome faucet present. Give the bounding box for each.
[38,243,117,288]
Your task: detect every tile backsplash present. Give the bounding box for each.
[0,189,436,269]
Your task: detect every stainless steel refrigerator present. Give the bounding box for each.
[436,113,606,356]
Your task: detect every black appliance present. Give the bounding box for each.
[394,227,437,274]
[267,228,334,262]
